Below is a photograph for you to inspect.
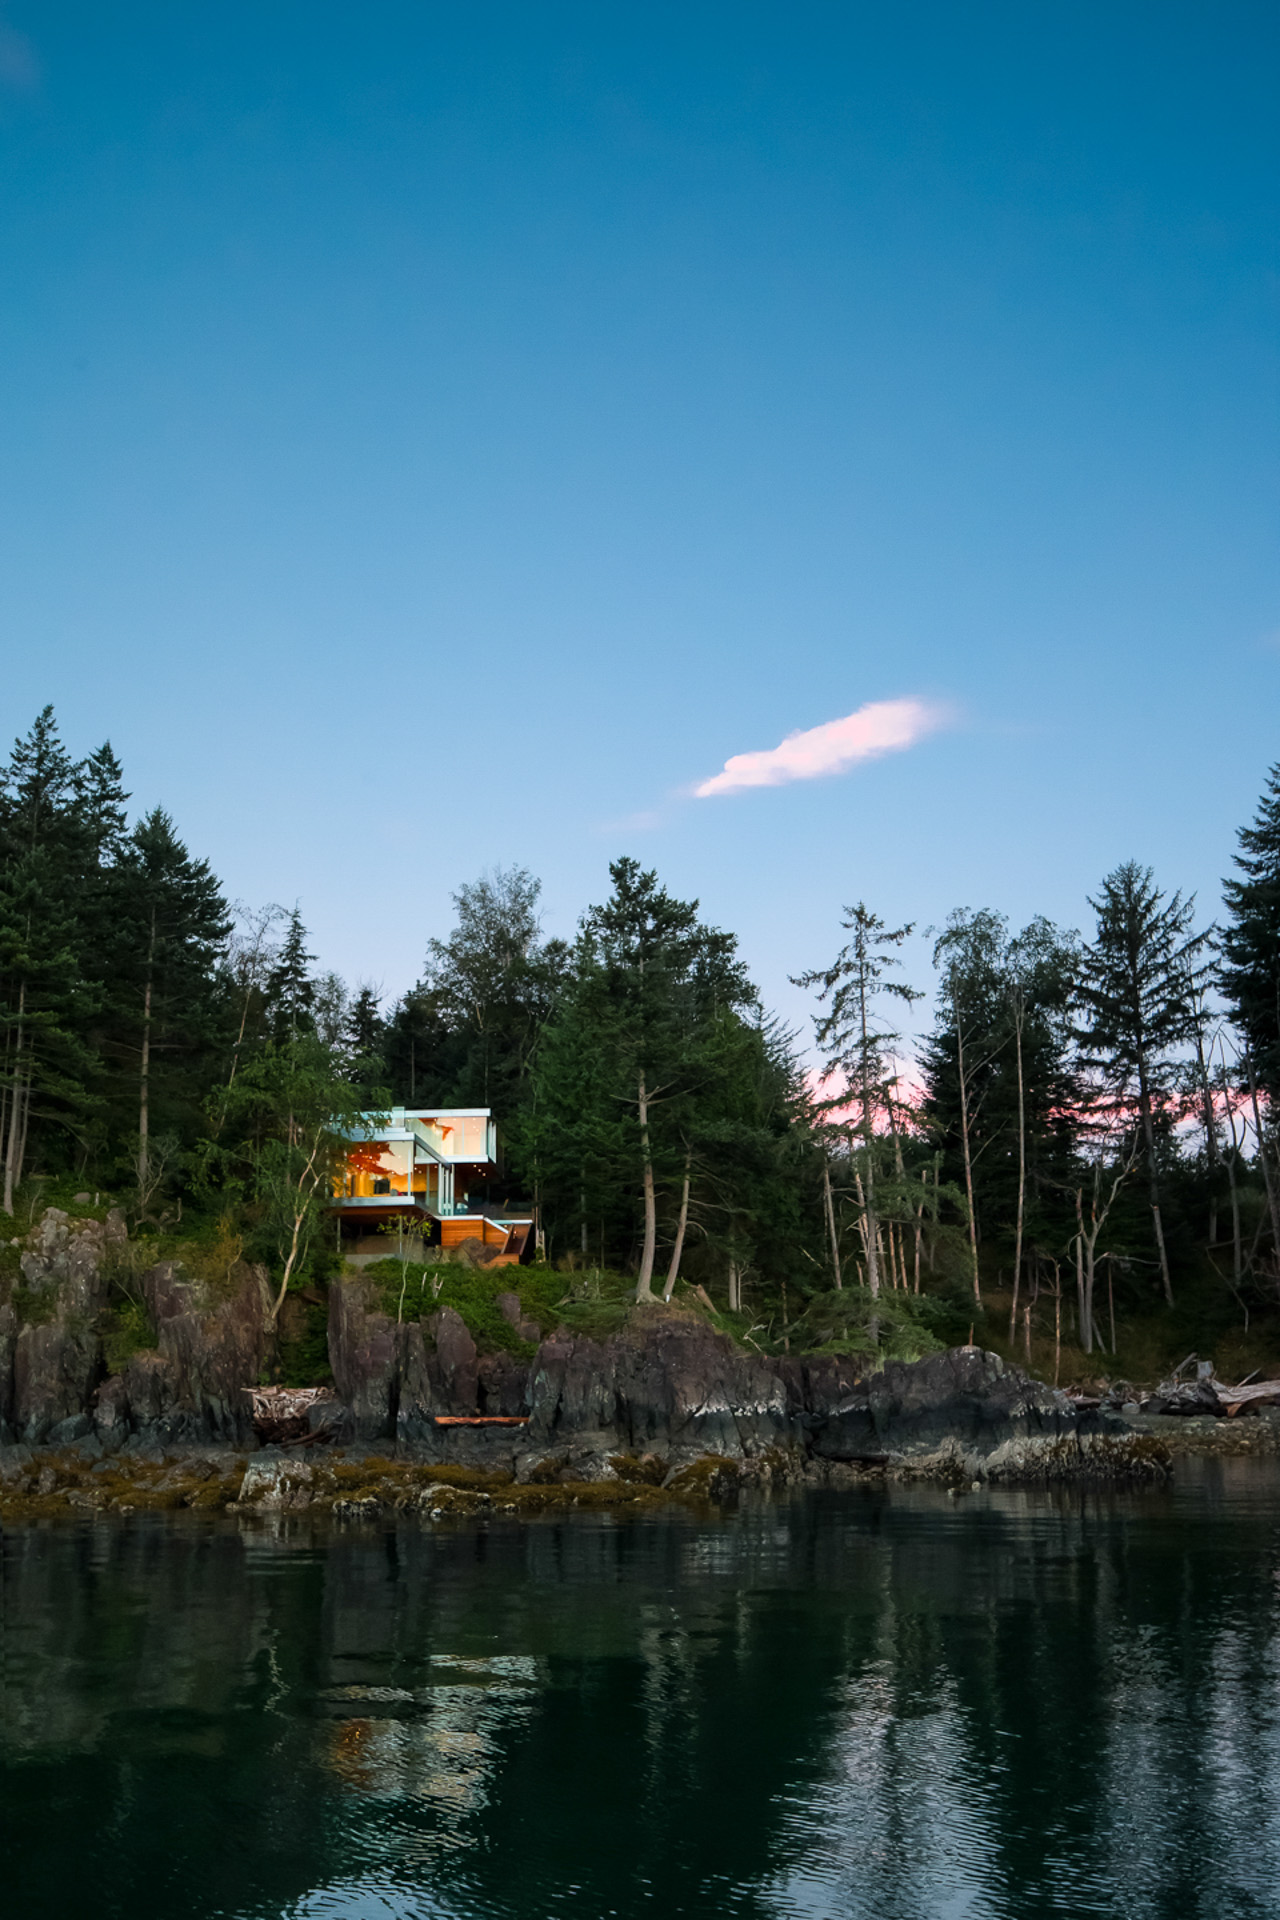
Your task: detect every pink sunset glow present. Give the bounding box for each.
[694,697,949,798]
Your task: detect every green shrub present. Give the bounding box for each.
[12,1284,58,1329]
[101,1297,155,1372]
[360,1258,580,1356]
[276,1293,333,1387]
[546,1267,634,1341]
[784,1286,947,1364]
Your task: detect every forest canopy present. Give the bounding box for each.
[4,706,1280,1374]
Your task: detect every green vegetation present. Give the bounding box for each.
[5,705,1280,1387]
[358,1257,617,1354]
[100,1297,156,1374]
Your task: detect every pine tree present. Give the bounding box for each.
[75,742,130,867]
[264,908,315,1041]
[101,808,230,1207]
[418,866,567,1110]
[1221,763,1280,1100]
[1076,861,1211,1306]
[0,709,99,1207]
[533,859,753,1299]
[794,905,922,1300]
[343,985,386,1097]
[2,706,81,859]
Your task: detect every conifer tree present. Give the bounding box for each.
[341,985,388,1102]
[1221,763,1280,1100]
[103,809,230,1203]
[795,905,921,1300]
[382,986,458,1106]
[265,908,315,1041]
[533,859,753,1299]
[76,742,129,866]
[1075,861,1211,1305]
[0,709,98,1208]
[419,866,567,1109]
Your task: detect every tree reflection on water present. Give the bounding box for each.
[3,1463,1280,1918]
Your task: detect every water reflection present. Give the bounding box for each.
[3,1466,1280,1917]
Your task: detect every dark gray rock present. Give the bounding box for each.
[124,1259,272,1444]
[328,1276,401,1437]
[528,1314,790,1462]
[496,1291,542,1343]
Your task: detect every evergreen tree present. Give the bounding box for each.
[75,741,130,867]
[662,1007,813,1312]
[419,866,567,1110]
[1221,763,1280,1100]
[264,908,315,1041]
[0,843,98,1208]
[920,912,1078,1310]
[382,985,459,1107]
[531,859,753,1299]
[1075,861,1211,1305]
[2,706,82,859]
[100,809,230,1207]
[795,905,922,1299]
[0,709,99,1207]
[343,985,387,1097]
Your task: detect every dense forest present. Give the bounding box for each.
[4,704,1280,1381]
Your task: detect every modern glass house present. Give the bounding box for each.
[332,1107,532,1265]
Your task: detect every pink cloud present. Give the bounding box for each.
[694,697,949,798]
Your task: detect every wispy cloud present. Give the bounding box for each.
[694,697,950,798]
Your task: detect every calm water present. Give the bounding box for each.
[4,1464,1280,1919]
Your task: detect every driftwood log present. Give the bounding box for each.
[1135,1355,1280,1418]
[241,1386,337,1447]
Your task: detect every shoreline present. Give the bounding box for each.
[0,1421,1199,1527]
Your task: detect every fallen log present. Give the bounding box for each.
[1217,1379,1280,1415]
[241,1386,337,1446]
[432,1415,531,1427]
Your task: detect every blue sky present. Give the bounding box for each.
[1,2,1276,1040]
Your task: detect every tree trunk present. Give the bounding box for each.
[1073,1194,1090,1353]
[138,909,157,1205]
[955,1010,981,1302]
[635,1069,657,1301]
[1193,1020,1220,1243]
[862,1151,880,1299]
[1009,1011,1026,1342]
[1228,1147,1243,1287]
[1246,1054,1280,1264]
[663,1148,692,1301]
[822,1159,842,1290]
[2,983,27,1217]
[1135,1056,1173,1305]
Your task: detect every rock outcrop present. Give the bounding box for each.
[0,1210,271,1446]
[0,1209,126,1444]
[324,1277,1159,1483]
[116,1259,272,1445]
[0,1212,1165,1482]
[783,1344,1151,1481]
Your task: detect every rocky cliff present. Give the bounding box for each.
[0,1209,270,1447]
[0,1212,1159,1481]
[327,1272,1156,1483]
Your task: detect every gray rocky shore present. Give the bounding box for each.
[0,1209,1169,1506]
